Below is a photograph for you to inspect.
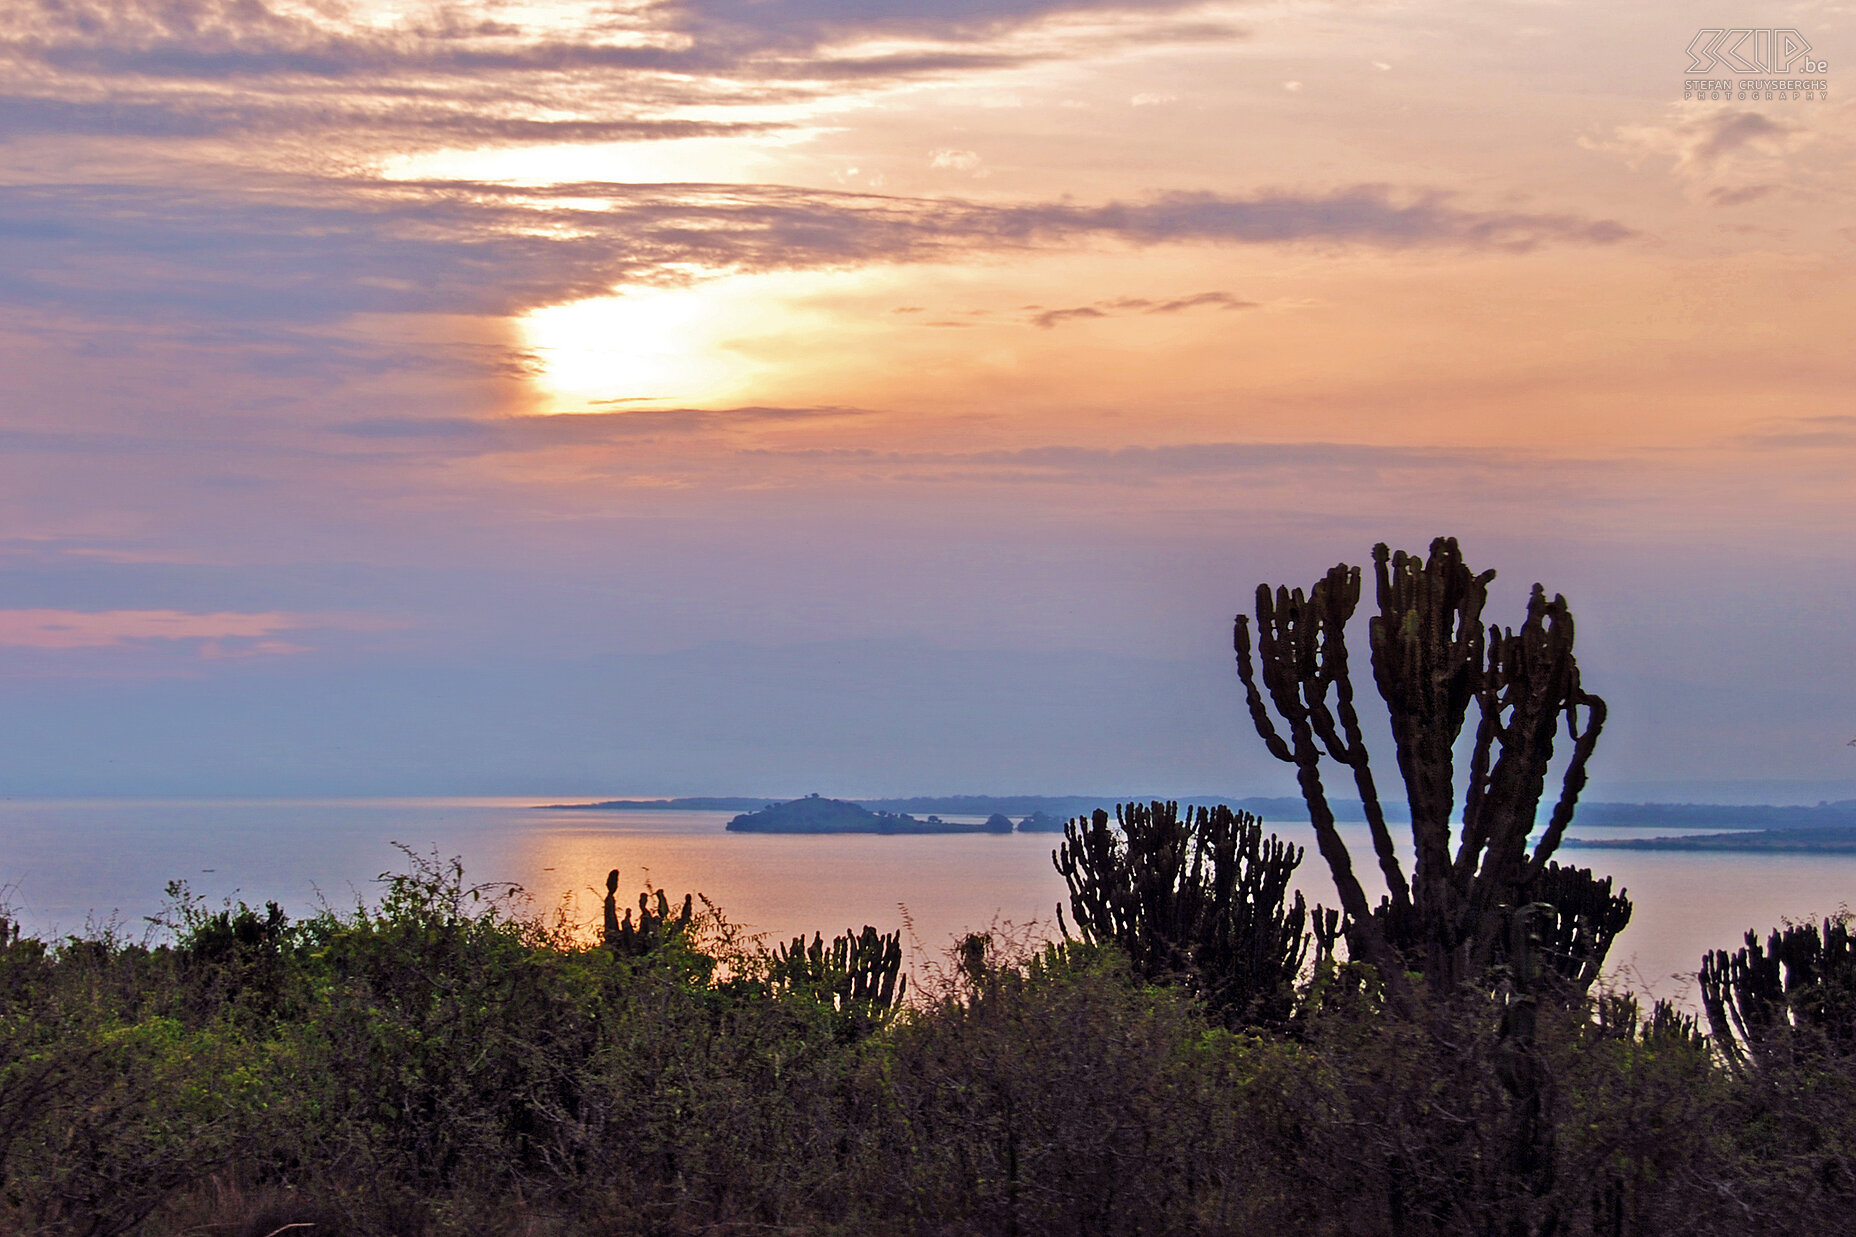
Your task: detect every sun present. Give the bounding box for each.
[519,267,914,413]
[520,283,759,411]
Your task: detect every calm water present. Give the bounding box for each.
[3,798,1851,1009]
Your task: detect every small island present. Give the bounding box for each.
[727,794,1016,835]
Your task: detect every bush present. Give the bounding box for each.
[9,859,1856,1236]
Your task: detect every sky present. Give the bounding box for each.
[0,0,1851,801]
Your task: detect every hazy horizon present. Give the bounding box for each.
[8,781,1856,807]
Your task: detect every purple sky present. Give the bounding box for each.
[0,1,1851,801]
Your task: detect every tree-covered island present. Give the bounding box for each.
[725,794,1015,834]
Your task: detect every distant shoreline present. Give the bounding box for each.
[538,794,1856,830]
[540,794,1856,853]
[1566,827,1856,854]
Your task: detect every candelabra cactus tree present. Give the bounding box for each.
[1233,538,1622,998]
[1053,800,1330,1026]
[1700,915,1856,1070]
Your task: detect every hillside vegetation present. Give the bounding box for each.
[3,838,1856,1237]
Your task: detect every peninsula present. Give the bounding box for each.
[1567,827,1856,854]
[1562,799,1856,853]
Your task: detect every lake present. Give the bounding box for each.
[3,797,1851,1010]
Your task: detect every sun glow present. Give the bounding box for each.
[521,266,923,412]
[521,283,762,409]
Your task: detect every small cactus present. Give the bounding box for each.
[602,868,694,957]
[769,924,907,1028]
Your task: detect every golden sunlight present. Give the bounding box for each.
[521,284,758,410]
[519,268,900,412]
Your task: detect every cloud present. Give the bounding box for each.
[0,0,1254,191]
[998,188,1634,249]
[1687,111,1798,167]
[0,93,780,144]
[327,406,879,455]
[1031,305,1106,327]
[0,180,1634,324]
[1735,415,1856,450]
[930,441,1489,482]
[1706,184,1773,207]
[0,607,348,652]
[675,0,1207,46]
[7,0,673,79]
[0,605,422,679]
[1585,107,1816,200]
[2,0,1221,100]
[1028,289,1257,328]
[310,419,1601,491]
[733,440,1621,491]
[929,148,984,171]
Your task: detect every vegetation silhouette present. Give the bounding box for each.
[766,923,907,1036]
[5,849,1856,1234]
[1053,799,1332,1027]
[1702,913,1856,1070]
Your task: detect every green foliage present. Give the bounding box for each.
[7,859,1856,1235]
[867,940,1252,1236]
[0,913,265,1236]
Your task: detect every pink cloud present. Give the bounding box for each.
[0,610,373,652]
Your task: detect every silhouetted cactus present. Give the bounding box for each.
[1700,915,1856,1069]
[769,925,906,1028]
[1053,800,1319,1026]
[1593,991,1704,1049]
[1513,863,1632,993]
[0,914,42,990]
[1233,538,1620,999]
[602,868,693,958]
